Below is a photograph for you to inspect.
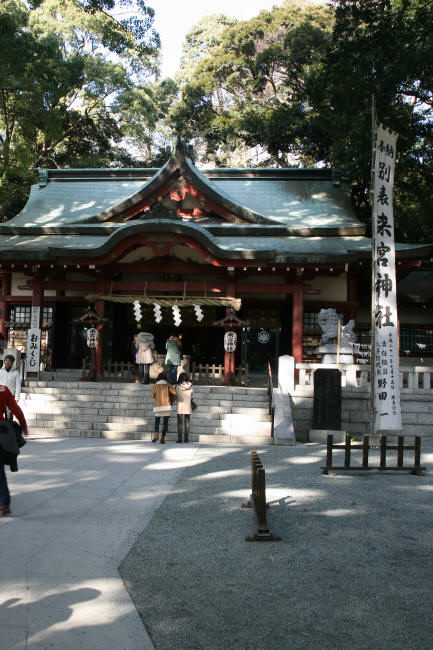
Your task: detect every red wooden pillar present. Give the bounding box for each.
[32,276,43,326]
[292,285,304,366]
[0,273,11,344]
[95,299,105,380]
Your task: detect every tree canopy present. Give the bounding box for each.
[312,0,433,242]
[171,0,433,242]
[0,0,162,218]
[1,0,432,244]
[171,2,334,167]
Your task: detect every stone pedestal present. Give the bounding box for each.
[278,355,294,395]
[317,343,354,364]
[309,429,346,443]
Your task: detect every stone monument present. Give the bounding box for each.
[309,368,346,443]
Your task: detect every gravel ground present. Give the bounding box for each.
[119,441,433,650]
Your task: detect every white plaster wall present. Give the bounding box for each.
[304,272,347,302]
[10,273,57,297]
[11,273,31,296]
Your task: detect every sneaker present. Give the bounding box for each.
[0,506,11,517]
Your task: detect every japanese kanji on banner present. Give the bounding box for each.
[26,328,41,374]
[372,123,402,433]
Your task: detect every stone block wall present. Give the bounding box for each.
[291,389,433,442]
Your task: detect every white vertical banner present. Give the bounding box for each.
[372,123,401,433]
[26,328,41,374]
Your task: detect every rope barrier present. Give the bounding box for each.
[84,294,242,310]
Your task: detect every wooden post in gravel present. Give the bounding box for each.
[242,451,281,542]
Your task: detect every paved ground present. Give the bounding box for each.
[0,436,200,650]
[1,437,433,650]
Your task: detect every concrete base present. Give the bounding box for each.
[317,344,354,364]
[309,429,346,443]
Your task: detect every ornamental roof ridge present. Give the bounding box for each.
[81,141,278,226]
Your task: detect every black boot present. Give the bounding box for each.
[142,371,150,385]
[176,415,183,443]
[184,414,190,443]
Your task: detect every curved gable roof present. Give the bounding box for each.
[88,142,277,226]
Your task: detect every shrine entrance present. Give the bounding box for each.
[106,302,229,366]
[105,297,291,375]
[238,298,292,374]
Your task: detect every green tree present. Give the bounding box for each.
[0,0,160,219]
[310,0,433,241]
[171,1,334,166]
[113,78,178,164]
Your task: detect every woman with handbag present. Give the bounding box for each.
[151,372,177,444]
[176,373,195,443]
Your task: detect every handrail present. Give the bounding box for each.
[267,361,275,439]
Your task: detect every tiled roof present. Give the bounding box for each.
[0,145,429,262]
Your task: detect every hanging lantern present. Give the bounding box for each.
[224,330,237,352]
[87,327,99,348]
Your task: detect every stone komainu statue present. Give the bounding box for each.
[341,319,356,343]
[318,308,339,343]
[318,309,356,344]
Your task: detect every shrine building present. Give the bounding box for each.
[0,143,431,376]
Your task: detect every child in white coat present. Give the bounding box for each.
[176,372,193,443]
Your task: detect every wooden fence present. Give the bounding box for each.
[322,433,425,475]
[81,358,249,384]
[190,362,249,385]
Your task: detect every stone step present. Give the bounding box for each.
[28,426,273,444]
[26,379,267,391]
[27,416,272,431]
[22,406,270,420]
[25,414,272,431]
[22,380,273,445]
[199,433,273,445]
[23,389,268,405]
[24,392,268,405]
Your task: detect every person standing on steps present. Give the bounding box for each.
[0,355,21,401]
[0,385,28,516]
[135,330,155,384]
[151,372,177,444]
[131,334,140,383]
[165,335,182,385]
[176,372,193,443]
[0,355,22,419]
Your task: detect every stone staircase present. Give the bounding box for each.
[20,380,273,445]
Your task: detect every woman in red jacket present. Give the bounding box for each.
[0,385,28,516]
